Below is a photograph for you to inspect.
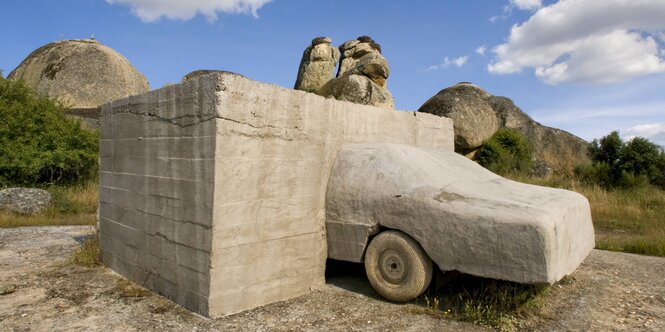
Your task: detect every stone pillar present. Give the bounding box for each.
[294,37,340,93]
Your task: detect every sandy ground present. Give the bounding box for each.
[0,226,664,331]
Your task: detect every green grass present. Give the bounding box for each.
[0,180,98,228]
[509,175,665,257]
[415,275,549,329]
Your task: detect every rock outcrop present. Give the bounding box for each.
[0,188,51,214]
[294,37,340,93]
[317,73,394,109]
[8,39,149,108]
[418,82,590,176]
[318,36,394,109]
[417,83,498,152]
[488,96,590,176]
[337,36,384,80]
[182,70,244,83]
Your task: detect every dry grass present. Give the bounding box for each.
[414,275,549,330]
[510,175,665,257]
[71,232,101,267]
[0,181,98,228]
[114,279,149,298]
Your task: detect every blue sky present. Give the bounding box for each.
[2,0,664,146]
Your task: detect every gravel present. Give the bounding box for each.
[1,226,663,331]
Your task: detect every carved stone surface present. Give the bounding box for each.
[326,143,595,284]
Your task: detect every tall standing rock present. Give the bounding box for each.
[318,36,394,109]
[294,37,340,93]
[8,39,149,109]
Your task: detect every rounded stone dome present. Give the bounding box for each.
[8,39,149,108]
[417,82,498,151]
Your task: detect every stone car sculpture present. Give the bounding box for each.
[325,143,595,301]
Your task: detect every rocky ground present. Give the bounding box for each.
[1,226,664,331]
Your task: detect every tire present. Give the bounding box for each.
[364,230,433,302]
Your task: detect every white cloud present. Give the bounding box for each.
[510,0,542,11]
[488,0,665,84]
[426,56,469,71]
[490,0,542,23]
[624,123,665,146]
[489,14,505,23]
[476,46,487,55]
[452,56,469,67]
[106,0,272,22]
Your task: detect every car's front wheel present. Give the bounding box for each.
[364,230,433,302]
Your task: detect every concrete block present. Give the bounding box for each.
[99,71,454,317]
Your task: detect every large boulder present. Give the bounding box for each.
[0,188,51,214]
[318,73,394,109]
[294,37,340,93]
[337,36,384,79]
[418,82,590,176]
[318,36,393,109]
[182,70,244,83]
[8,39,149,108]
[418,83,498,152]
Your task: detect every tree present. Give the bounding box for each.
[619,137,665,182]
[589,131,622,166]
[579,131,665,188]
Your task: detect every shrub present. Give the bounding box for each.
[0,77,99,186]
[581,131,665,188]
[476,128,533,175]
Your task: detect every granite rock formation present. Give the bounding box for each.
[488,96,590,176]
[318,36,393,109]
[417,83,498,152]
[294,37,340,93]
[182,70,245,83]
[8,39,149,108]
[0,188,52,214]
[337,36,384,79]
[418,82,590,176]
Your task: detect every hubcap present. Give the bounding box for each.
[378,249,407,284]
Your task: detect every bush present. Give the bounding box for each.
[0,77,99,186]
[476,128,533,175]
[581,131,665,189]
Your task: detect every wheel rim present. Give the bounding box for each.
[378,248,407,284]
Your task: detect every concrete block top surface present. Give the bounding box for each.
[326,143,595,284]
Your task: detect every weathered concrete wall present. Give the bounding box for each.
[99,76,218,315]
[99,72,453,317]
